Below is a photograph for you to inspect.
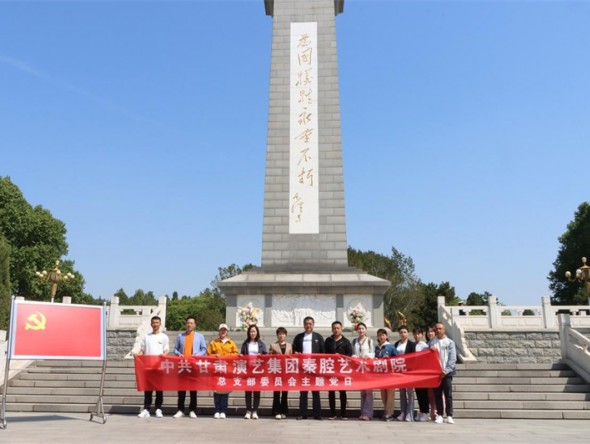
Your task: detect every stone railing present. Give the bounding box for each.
[438,296,590,364]
[559,314,590,383]
[107,295,167,330]
[439,296,590,331]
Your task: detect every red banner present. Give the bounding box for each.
[9,300,106,360]
[134,351,442,392]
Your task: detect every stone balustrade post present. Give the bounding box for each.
[437,296,446,323]
[488,296,499,328]
[542,296,555,328]
[558,313,571,360]
[109,296,120,329]
[158,296,167,329]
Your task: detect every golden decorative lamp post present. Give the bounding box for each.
[35,260,75,303]
[565,257,590,297]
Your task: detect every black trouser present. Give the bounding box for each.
[299,391,321,418]
[415,387,429,413]
[245,391,261,411]
[434,374,453,417]
[328,390,347,417]
[177,390,197,413]
[143,391,163,410]
[272,391,289,416]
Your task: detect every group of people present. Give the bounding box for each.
[136,315,456,424]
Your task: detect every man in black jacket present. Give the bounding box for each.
[324,321,352,419]
[292,316,325,420]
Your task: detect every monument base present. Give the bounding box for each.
[219,267,390,329]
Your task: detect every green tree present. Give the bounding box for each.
[348,246,423,328]
[210,263,253,296]
[166,289,225,331]
[0,234,11,330]
[466,291,491,306]
[548,202,590,305]
[466,291,492,315]
[0,177,87,301]
[127,289,157,305]
[113,288,129,304]
[414,281,458,329]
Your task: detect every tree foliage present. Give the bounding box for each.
[349,246,425,328]
[166,289,226,331]
[548,202,590,305]
[0,177,88,303]
[413,281,459,328]
[210,263,253,296]
[129,289,157,306]
[465,290,492,315]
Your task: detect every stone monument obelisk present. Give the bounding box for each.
[219,0,390,328]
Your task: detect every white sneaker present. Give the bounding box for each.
[244,411,251,419]
[138,409,150,418]
[252,412,259,420]
[173,410,184,418]
[405,414,413,422]
[189,411,197,419]
[214,412,220,419]
[396,413,405,421]
[281,414,287,419]
[220,412,226,419]
[445,416,455,424]
[434,415,443,424]
[417,412,428,422]
[155,409,163,418]
[275,414,282,420]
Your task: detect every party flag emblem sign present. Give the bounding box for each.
[9,300,106,360]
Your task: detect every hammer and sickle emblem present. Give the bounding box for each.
[25,312,47,330]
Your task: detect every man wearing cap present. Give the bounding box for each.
[173,316,207,418]
[207,323,239,419]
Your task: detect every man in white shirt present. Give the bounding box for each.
[292,316,325,420]
[137,316,169,418]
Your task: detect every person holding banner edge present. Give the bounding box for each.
[430,322,457,424]
[136,316,169,418]
[173,316,207,418]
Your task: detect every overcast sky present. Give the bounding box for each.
[1,0,589,306]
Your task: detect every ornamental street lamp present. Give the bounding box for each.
[565,257,590,297]
[35,260,75,303]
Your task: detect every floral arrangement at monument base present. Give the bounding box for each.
[347,303,368,330]
[237,302,261,330]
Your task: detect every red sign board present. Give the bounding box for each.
[135,351,442,392]
[9,300,106,360]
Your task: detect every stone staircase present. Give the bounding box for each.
[454,362,590,419]
[2,360,589,419]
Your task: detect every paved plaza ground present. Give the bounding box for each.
[0,413,588,443]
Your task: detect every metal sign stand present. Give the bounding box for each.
[0,351,9,429]
[1,297,14,430]
[89,357,107,424]
[89,302,108,424]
